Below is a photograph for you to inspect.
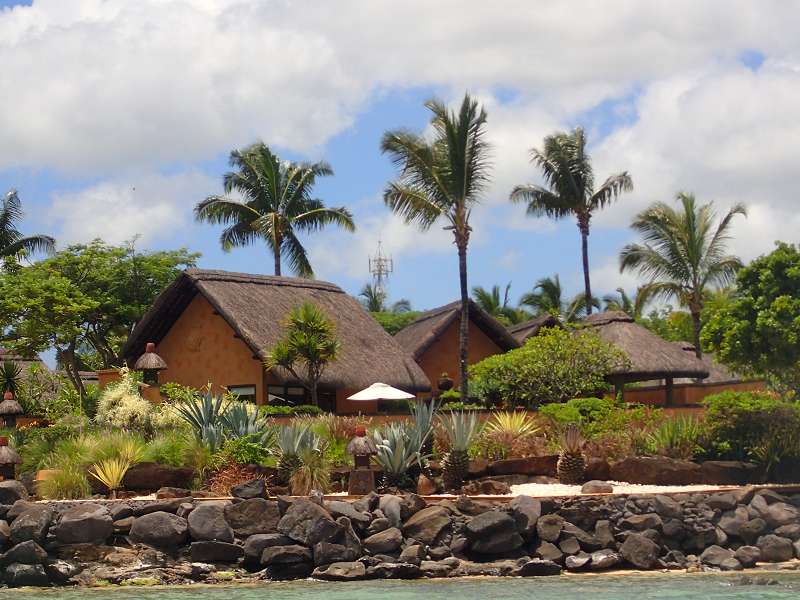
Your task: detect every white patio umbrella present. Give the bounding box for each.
[347,382,415,401]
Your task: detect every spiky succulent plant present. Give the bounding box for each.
[556,423,586,484]
[439,411,482,491]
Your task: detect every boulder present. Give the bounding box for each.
[189,541,244,563]
[123,462,194,491]
[0,481,27,505]
[312,561,367,581]
[45,559,81,584]
[133,498,188,516]
[0,519,10,549]
[610,457,702,485]
[466,511,523,554]
[420,559,457,578]
[706,493,737,512]
[129,511,189,548]
[488,455,557,477]
[619,533,660,569]
[509,495,541,538]
[399,544,426,565]
[109,504,133,521]
[363,527,402,554]
[565,554,591,570]
[594,520,616,548]
[6,500,34,521]
[243,533,293,566]
[775,524,800,541]
[562,522,603,551]
[278,500,341,547]
[701,461,763,485]
[55,503,113,545]
[326,501,371,528]
[224,498,280,537]
[4,563,49,587]
[654,495,683,519]
[155,487,191,499]
[738,518,767,545]
[402,506,451,545]
[10,505,52,545]
[590,549,621,570]
[536,514,564,542]
[734,545,761,568]
[585,458,611,481]
[416,475,437,495]
[718,506,750,537]
[378,496,402,528]
[559,537,581,555]
[261,544,312,565]
[460,479,511,495]
[763,503,799,528]
[513,559,562,576]
[534,540,564,563]
[2,540,48,564]
[756,534,794,562]
[188,503,234,542]
[113,517,134,534]
[230,479,267,500]
[467,458,490,479]
[719,557,744,571]
[700,545,734,567]
[581,481,613,494]
[621,513,662,531]
[313,541,358,566]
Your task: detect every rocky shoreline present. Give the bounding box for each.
[0,479,799,587]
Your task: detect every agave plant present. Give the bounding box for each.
[0,361,21,394]
[409,398,440,456]
[175,391,230,451]
[274,425,313,486]
[439,412,482,490]
[89,458,132,499]
[373,423,427,490]
[222,401,274,444]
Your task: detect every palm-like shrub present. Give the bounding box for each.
[0,361,21,394]
[646,415,703,460]
[274,425,313,485]
[439,412,482,490]
[89,458,132,498]
[373,423,426,490]
[480,411,541,460]
[290,442,331,495]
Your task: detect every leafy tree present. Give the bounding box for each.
[511,128,632,315]
[266,302,341,407]
[602,287,647,318]
[471,283,528,325]
[703,243,800,392]
[519,274,598,322]
[469,327,629,408]
[637,307,695,343]
[620,192,746,357]
[370,311,421,335]
[358,283,411,314]
[382,93,491,396]
[1,189,55,262]
[195,142,355,277]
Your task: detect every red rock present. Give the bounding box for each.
[488,455,558,477]
[610,457,702,485]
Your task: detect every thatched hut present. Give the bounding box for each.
[394,300,519,392]
[121,269,430,413]
[507,314,563,344]
[580,311,709,404]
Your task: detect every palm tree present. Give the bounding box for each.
[619,192,746,358]
[602,287,647,319]
[382,93,491,397]
[358,283,411,313]
[1,189,55,260]
[519,274,598,322]
[510,128,632,314]
[195,142,355,277]
[472,283,528,325]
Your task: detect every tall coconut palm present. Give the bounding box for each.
[519,274,598,322]
[510,128,632,314]
[471,283,528,325]
[358,283,411,313]
[195,142,355,277]
[382,94,491,397]
[1,189,55,260]
[619,192,746,358]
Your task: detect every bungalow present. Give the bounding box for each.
[121,269,430,413]
[507,313,562,344]
[394,300,519,392]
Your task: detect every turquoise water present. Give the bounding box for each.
[11,574,800,600]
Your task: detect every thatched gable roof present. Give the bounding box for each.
[0,348,48,372]
[122,269,430,392]
[581,311,709,382]
[507,314,563,344]
[394,300,520,360]
[671,342,742,384]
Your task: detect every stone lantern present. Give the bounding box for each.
[134,342,167,386]
[0,391,23,428]
[0,436,21,480]
[346,426,378,495]
[437,372,453,393]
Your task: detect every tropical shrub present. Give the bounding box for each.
[290,445,331,495]
[646,415,703,460]
[259,404,323,416]
[95,368,154,431]
[217,434,273,466]
[142,431,197,467]
[37,465,91,500]
[89,458,132,497]
[478,411,543,460]
[371,311,421,335]
[470,328,629,407]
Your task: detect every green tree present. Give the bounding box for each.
[381,93,491,396]
[602,287,647,319]
[370,311,421,335]
[1,189,55,262]
[358,283,411,314]
[620,192,746,358]
[266,302,341,407]
[511,128,632,315]
[195,142,355,277]
[519,274,598,322]
[637,307,695,343]
[471,283,528,325]
[703,243,800,392]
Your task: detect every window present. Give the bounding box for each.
[228,385,256,403]
[267,385,308,405]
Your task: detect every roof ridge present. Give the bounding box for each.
[185,269,344,293]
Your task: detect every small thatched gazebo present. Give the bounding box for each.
[0,436,21,480]
[0,392,23,428]
[581,311,709,404]
[134,342,168,385]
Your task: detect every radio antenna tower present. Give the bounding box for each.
[368,239,393,296]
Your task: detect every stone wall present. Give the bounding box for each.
[0,479,798,587]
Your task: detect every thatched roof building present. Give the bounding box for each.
[121,270,430,406]
[507,314,563,344]
[580,311,709,385]
[670,342,741,385]
[0,348,48,373]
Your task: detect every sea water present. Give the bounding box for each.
[11,573,800,600]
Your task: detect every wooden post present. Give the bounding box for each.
[615,381,624,403]
[665,377,674,407]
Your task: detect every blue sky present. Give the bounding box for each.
[1,1,796,317]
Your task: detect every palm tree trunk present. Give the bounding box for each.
[273,249,281,276]
[578,215,593,315]
[457,240,470,398]
[691,309,703,359]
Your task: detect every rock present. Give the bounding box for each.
[6,500,34,521]
[488,455,558,477]
[590,549,621,570]
[366,561,423,579]
[402,506,451,545]
[336,516,362,556]
[312,561,366,581]
[794,539,800,559]
[513,559,562,576]
[243,533,293,566]
[4,563,49,587]
[460,479,511,495]
[720,557,744,571]
[756,535,794,562]
[654,495,683,518]
[352,492,378,513]
[113,517,134,534]
[428,545,452,560]
[734,545,761,568]
[265,561,313,580]
[378,496,402,528]
[261,544,312,565]
[326,501,371,527]
[594,520,615,548]
[420,559,456,578]
[2,540,48,564]
[55,503,113,545]
[399,544,426,565]
[465,511,523,554]
[0,519,10,549]
[416,475,437,495]
[775,524,800,541]
[621,513,662,531]
[700,545,735,567]
[534,540,564,563]
[719,506,750,537]
[363,527,402,554]
[706,493,737,511]
[155,487,191,499]
[0,481,27,505]
[188,503,234,542]
[739,519,767,545]
[313,542,358,566]
[610,456,702,485]
[468,458,490,478]
[109,504,133,521]
[763,503,799,528]
[367,517,390,535]
[565,553,591,570]
[189,541,244,562]
[133,498,189,516]
[702,461,763,485]
[224,498,280,537]
[562,522,602,551]
[44,559,81,584]
[586,458,611,481]
[123,462,194,491]
[581,481,613,494]
[559,537,581,555]
[536,514,564,542]
[129,511,189,548]
[230,479,267,499]
[10,505,52,545]
[509,495,541,538]
[619,533,660,569]
[177,502,194,518]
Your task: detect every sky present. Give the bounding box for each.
[1,0,798,315]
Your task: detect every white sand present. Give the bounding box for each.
[508,481,729,497]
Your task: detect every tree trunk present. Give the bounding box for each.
[60,344,86,400]
[273,247,281,276]
[457,241,470,399]
[578,215,593,315]
[273,222,282,276]
[310,381,318,407]
[691,309,703,359]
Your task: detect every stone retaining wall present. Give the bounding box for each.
[0,479,799,587]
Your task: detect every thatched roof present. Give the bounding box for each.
[0,398,23,415]
[394,300,520,360]
[672,343,742,384]
[580,311,709,382]
[0,445,21,465]
[122,269,430,392]
[507,314,563,344]
[0,348,48,373]
[133,345,168,371]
